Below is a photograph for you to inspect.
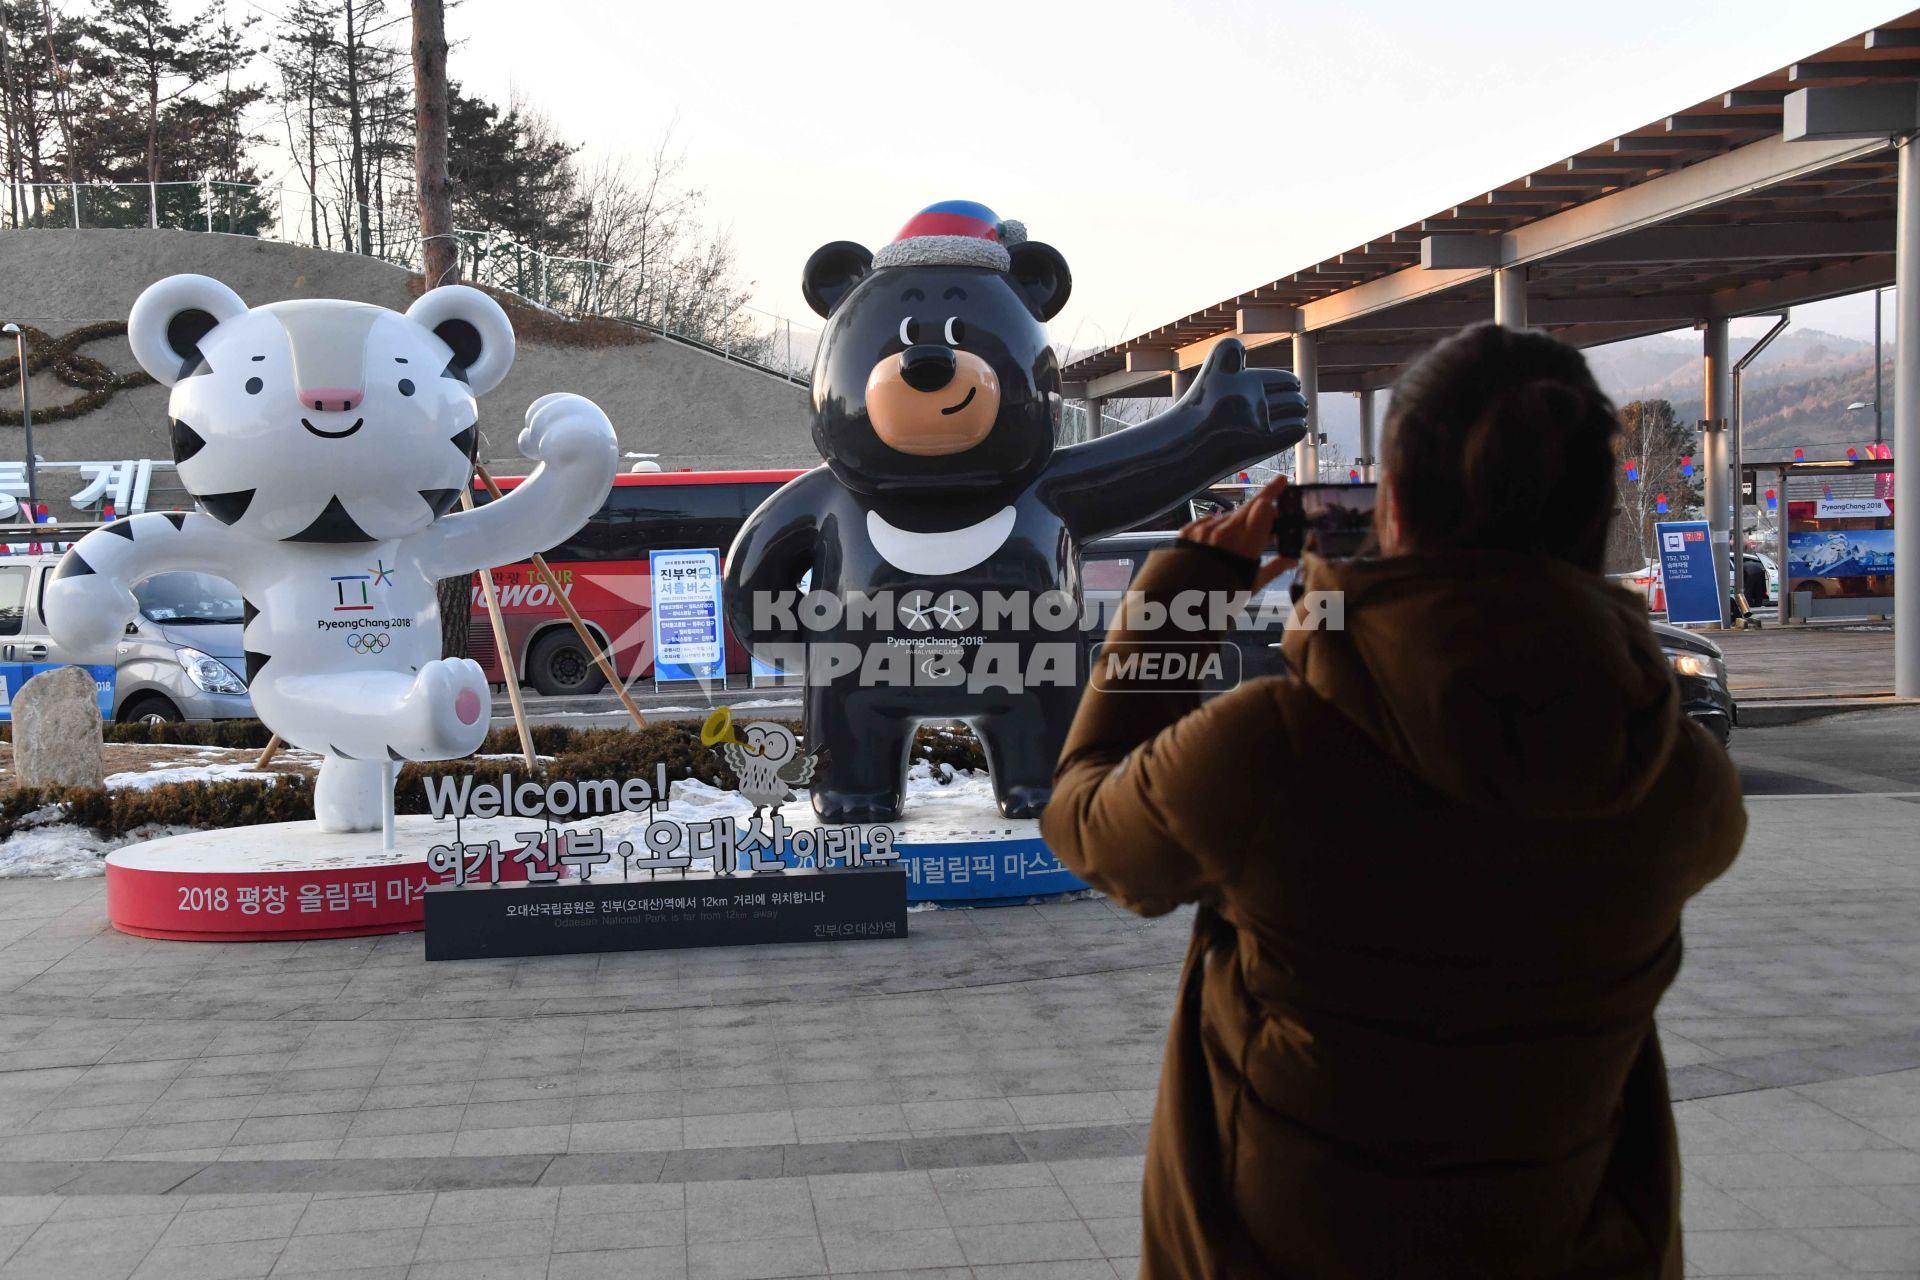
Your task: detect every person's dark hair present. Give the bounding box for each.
[1380,323,1620,571]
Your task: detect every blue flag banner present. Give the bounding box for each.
[1656,520,1720,626]
[0,663,116,721]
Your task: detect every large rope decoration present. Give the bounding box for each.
[0,322,157,425]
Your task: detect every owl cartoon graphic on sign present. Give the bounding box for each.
[702,709,817,816]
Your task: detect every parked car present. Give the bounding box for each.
[1652,620,1735,745]
[0,553,252,722]
[120,571,252,722]
[1610,560,1664,611]
[1742,551,1779,606]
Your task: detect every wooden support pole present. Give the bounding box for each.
[255,734,283,771]
[474,464,648,731]
[462,486,538,769]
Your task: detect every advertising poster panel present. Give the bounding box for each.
[650,548,724,684]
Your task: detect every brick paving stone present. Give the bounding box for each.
[0,796,1915,1275]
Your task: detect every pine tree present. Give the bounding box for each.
[67,0,265,229]
[448,87,585,251]
[0,0,86,221]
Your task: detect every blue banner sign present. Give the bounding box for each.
[0,663,115,720]
[1656,520,1721,626]
[1787,529,1896,579]
[650,548,724,684]
[771,832,1085,904]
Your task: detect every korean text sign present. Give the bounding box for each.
[1655,520,1720,626]
[650,548,723,683]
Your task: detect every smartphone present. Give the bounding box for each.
[1273,482,1378,560]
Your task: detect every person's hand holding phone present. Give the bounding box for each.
[1180,475,1298,591]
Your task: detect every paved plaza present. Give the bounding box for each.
[0,784,1915,1278]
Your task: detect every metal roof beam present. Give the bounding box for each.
[1790,59,1920,81]
[1784,82,1920,139]
[1549,219,1891,264]
[1326,293,1713,333]
[1613,136,1695,153]
[1567,155,1672,172]
[1487,187,1574,202]
[1422,235,1503,268]
[1297,267,1485,334]
[1235,306,1302,334]
[1502,131,1891,270]
[1315,340,1444,369]
[1705,253,1893,317]
[1526,172,1613,188]
[1087,368,1173,399]
[1667,113,1779,132]
[1069,81,1896,383]
[1281,133,1886,342]
[1124,350,1179,373]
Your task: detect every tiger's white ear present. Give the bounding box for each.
[128,275,248,386]
[405,285,515,396]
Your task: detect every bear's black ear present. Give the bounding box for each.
[802,242,873,318]
[1007,241,1071,321]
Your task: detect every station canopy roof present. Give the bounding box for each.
[1063,13,1920,399]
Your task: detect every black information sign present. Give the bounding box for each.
[423,867,909,961]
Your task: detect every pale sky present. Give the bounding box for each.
[447,0,1911,351]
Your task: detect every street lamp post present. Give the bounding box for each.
[1875,286,1885,448]
[2,323,37,514]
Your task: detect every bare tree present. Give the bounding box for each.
[410,0,465,659]
[272,0,330,244]
[572,130,698,297]
[1613,399,1703,569]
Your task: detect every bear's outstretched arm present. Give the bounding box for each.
[44,513,244,662]
[415,392,619,580]
[723,466,830,656]
[1042,339,1307,542]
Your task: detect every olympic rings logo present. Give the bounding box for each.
[346,632,391,654]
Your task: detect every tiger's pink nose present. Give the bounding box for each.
[299,387,363,412]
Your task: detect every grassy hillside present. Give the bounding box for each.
[1584,329,1887,460]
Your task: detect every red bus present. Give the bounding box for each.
[467,468,806,694]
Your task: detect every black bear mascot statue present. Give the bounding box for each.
[724,201,1308,823]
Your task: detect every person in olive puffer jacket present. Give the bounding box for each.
[1044,323,1745,1280]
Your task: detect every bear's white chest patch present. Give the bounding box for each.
[865,505,1017,576]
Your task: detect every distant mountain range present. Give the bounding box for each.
[1297,326,1889,467]
[1583,328,1889,463]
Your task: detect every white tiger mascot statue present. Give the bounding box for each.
[45,274,618,832]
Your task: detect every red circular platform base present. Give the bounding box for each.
[105,817,539,941]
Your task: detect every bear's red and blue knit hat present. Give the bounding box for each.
[871,200,1027,273]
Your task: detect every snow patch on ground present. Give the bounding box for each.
[0,821,194,879]
[107,762,293,790]
[0,748,998,882]
[538,699,799,718]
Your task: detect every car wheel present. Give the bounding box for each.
[118,694,182,725]
[527,629,607,697]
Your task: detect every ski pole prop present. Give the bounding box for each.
[461,485,538,769]
[474,463,648,731]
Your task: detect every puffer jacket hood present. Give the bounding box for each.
[1281,550,1681,819]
